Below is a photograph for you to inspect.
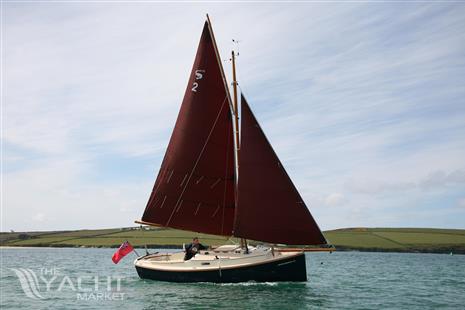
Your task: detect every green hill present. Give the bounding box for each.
[324,227,465,254]
[1,227,464,254]
[0,227,232,248]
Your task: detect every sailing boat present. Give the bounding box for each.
[134,15,328,283]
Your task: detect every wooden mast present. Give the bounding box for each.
[231,43,247,251]
[231,50,240,157]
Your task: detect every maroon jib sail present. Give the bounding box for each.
[233,95,327,245]
[141,22,235,236]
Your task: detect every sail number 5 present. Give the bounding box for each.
[192,69,205,92]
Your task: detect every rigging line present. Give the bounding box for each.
[165,96,229,227]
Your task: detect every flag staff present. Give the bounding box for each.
[129,240,141,257]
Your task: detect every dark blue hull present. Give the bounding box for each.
[135,252,307,283]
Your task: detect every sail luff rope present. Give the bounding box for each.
[165,96,229,227]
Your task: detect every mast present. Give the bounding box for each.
[231,48,247,251]
[231,50,240,159]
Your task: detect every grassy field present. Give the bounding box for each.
[324,228,465,253]
[2,227,465,254]
[0,227,234,248]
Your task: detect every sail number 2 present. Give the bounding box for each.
[191,69,205,92]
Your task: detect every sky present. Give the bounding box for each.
[2,2,465,232]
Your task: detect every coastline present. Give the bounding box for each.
[2,244,464,255]
[2,227,464,255]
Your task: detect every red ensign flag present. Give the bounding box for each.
[112,241,134,264]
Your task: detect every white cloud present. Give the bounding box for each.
[345,170,465,195]
[420,170,465,190]
[324,193,346,207]
[4,157,153,231]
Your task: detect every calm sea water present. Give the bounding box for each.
[1,248,464,309]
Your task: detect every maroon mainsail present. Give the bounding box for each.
[141,19,326,245]
[141,22,236,236]
[233,95,327,245]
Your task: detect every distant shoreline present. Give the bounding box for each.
[1,227,464,255]
[1,245,463,255]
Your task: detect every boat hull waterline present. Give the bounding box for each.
[134,249,307,283]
